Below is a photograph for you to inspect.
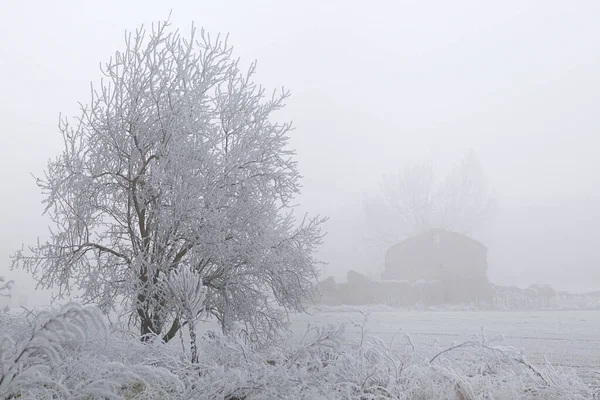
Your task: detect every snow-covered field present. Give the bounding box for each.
[289,308,600,383]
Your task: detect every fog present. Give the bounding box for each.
[2,0,600,306]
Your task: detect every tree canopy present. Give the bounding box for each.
[364,151,493,245]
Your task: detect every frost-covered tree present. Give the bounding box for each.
[12,19,325,344]
[364,151,493,244]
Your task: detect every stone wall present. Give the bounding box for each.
[318,271,492,307]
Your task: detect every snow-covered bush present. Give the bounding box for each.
[162,265,206,363]
[0,303,182,399]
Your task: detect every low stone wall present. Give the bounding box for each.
[318,277,600,310]
[318,273,493,307]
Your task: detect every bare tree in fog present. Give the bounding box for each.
[364,151,493,245]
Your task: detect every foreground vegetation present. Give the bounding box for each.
[0,304,596,399]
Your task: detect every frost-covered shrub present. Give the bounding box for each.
[0,303,182,399]
[182,318,596,399]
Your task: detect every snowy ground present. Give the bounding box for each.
[288,308,600,384]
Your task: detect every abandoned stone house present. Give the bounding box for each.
[382,229,493,304]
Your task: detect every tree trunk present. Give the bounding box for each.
[140,314,155,341]
[189,321,199,364]
[162,317,181,343]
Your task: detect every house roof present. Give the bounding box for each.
[386,229,486,255]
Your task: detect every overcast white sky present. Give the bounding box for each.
[2,1,600,303]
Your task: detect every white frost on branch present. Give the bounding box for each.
[0,277,12,297]
[163,266,205,363]
[0,303,104,398]
[0,277,13,313]
[163,266,206,322]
